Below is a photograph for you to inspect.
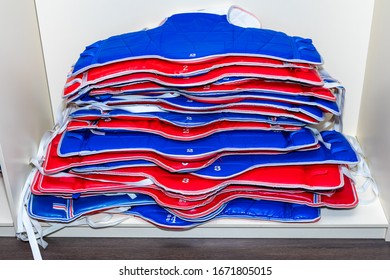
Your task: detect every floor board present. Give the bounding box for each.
[1,237,390,260]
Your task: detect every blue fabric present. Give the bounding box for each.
[194,130,358,177]
[58,127,317,157]
[28,193,155,222]
[72,159,155,173]
[71,130,359,177]
[73,12,322,74]
[70,109,306,127]
[126,198,320,227]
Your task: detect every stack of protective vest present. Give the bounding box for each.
[26,8,359,229]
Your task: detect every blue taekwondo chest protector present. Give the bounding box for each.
[126,198,320,227]
[28,194,320,224]
[28,193,155,222]
[71,130,359,178]
[58,127,317,158]
[72,12,322,75]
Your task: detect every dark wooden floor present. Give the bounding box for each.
[1,237,390,260]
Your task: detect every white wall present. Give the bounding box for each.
[357,0,390,223]
[0,0,53,219]
[35,0,374,135]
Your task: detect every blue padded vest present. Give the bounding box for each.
[28,193,155,222]
[58,127,317,158]
[71,130,359,177]
[72,12,322,75]
[28,194,319,224]
[126,199,320,226]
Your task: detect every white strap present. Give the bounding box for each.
[228,5,262,28]
[16,169,35,235]
[30,117,69,171]
[184,5,262,29]
[21,207,43,260]
[16,168,45,260]
[82,102,166,113]
[345,136,379,204]
[341,165,357,185]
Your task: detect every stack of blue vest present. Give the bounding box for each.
[27,9,360,229]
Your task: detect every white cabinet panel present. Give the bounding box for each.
[0,0,53,223]
[0,174,14,236]
[357,0,390,233]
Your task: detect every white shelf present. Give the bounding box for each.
[36,173,386,239]
[45,192,388,239]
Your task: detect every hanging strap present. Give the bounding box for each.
[345,136,378,204]
[318,67,345,132]
[16,170,134,260]
[16,169,46,260]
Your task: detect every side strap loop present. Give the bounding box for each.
[345,136,379,204]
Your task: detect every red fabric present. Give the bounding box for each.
[30,172,357,212]
[69,55,312,83]
[88,79,335,101]
[64,65,322,96]
[30,169,149,195]
[68,164,344,194]
[169,175,357,219]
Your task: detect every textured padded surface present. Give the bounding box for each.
[69,164,344,192]
[66,119,300,141]
[42,130,358,174]
[72,12,322,75]
[72,56,311,81]
[30,168,151,195]
[30,172,357,213]
[167,176,356,219]
[65,64,323,97]
[28,192,155,222]
[85,79,336,101]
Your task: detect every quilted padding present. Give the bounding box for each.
[72,13,322,75]
[28,192,155,222]
[57,127,317,158]
[42,130,357,174]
